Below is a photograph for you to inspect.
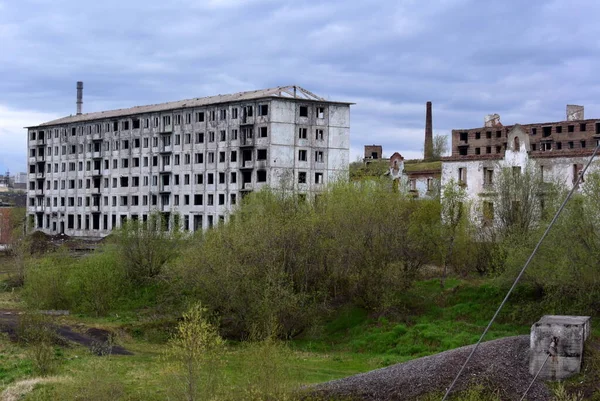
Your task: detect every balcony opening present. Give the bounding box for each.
[542,127,552,137]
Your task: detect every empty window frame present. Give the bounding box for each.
[316,107,325,119]
[298,150,307,161]
[298,171,307,184]
[458,167,467,185]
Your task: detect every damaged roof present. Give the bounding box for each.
[32,85,353,128]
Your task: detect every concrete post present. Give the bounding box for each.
[530,315,591,381]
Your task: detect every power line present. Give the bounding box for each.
[441,143,600,400]
[519,337,557,401]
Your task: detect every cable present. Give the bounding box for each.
[441,144,600,401]
[519,354,550,401]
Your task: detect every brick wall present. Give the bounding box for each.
[451,119,600,159]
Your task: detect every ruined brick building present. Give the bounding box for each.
[441,105,600,224]
[362,101,442,197]
[26,84,351,237]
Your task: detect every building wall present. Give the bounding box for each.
[451,120,600,158]
[26,98,350,237]
[442,125,600,225]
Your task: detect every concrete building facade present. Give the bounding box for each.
[26,86,351,237]
[441,105,600,225]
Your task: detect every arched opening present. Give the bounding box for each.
[513,136,520,151]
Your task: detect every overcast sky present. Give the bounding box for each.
[1,0,599,174]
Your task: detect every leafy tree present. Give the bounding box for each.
[165,303,225,401]
[113,213,183,284]
[491,164,549,237]
[349,159,389,181]
[440,180,467,287]
[432,134,449,160]
[5,207,28,286]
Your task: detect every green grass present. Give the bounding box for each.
[403,160,442,173]
[0,276,572,400]
[294,278,530,362]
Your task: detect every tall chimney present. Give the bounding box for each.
[76,81,83,115]
[424,101,433,160]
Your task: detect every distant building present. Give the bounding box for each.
[26,84,352,237]
[361,101,441,198]
[441,105,600,225]
[13,172,27,184]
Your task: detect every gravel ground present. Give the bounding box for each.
[309,335,552,401]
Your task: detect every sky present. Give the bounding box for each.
[2,0,600,174]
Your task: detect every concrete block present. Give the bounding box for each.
[529,315,591,381]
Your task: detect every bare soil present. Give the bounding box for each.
[0,309,132,356]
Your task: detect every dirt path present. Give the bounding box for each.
[0,310,132,355]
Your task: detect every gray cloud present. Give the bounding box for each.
[1,0,599,172]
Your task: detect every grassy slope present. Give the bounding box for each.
[0,275,573,400]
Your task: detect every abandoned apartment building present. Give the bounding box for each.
[441,104,600,225]
[363,101,441,197]
[26,84,351,237]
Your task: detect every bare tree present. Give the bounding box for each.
[432,134,449,160]
[492,163,551,237]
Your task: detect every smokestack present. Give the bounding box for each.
[76,81,83,115]
[424,101,433,160]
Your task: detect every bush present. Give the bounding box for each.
[22,252,73,311]
[170,182,442,339]
[16,312,59,376]
[69,248,125,316]
[237,338,296,401]
[112,214,183,285]
[163,303,225,401]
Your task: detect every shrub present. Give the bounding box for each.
[16,312,59,376]
[68,248,125,316]
[22,252,73,311]
[170,182,442,339]
[163,303,226,401]
[112,214,183,285]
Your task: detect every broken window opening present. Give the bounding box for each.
[316,107,325,119]
[458,167,467,186]
[298,149,307,161]
[542,127,552,137]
